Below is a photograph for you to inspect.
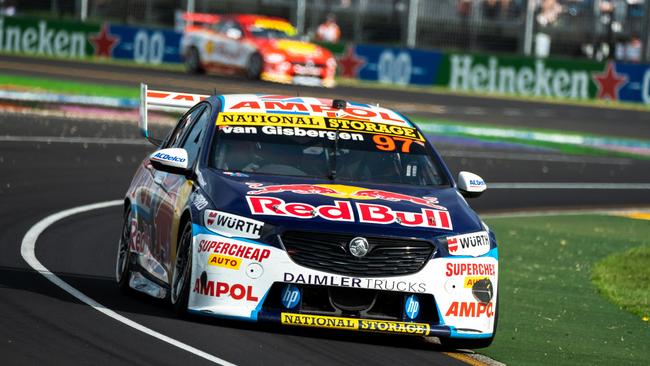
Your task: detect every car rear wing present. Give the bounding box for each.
[139,83,209,145]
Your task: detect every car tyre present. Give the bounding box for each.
[115,206,134,293]
[170,220,193,315]
[186,47,205,74]
[246,53,263,80]
[439,334,495,350]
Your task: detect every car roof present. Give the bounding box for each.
[217,94,414,127]
[228,14,292,25]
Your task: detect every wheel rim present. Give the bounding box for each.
[115,210,131,283]
[171,225,192,304]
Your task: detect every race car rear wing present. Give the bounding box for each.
[139,83,209,145]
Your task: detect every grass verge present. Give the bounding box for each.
[481,214,650,365]
[0,73,138,99]
[592,246,650,320]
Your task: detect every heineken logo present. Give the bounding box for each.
[0,18,118,59]
[0,18,88,58]
[449,55,590,99]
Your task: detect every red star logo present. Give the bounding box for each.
[592,62,627,100]
[90,23,119,58]
[337,45,365,78]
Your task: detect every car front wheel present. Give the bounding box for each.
[246,53,263,80]
[185,47,205,74]
[115,206,134,292]
[170,220,193,315]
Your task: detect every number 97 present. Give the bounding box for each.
[373,135,413,153]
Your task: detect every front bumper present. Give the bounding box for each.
[188,227,498,338]
[261,60,336,88]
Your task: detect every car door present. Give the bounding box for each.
[151,103,212,283]
[212,19,250,69]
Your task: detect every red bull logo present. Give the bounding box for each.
[245,183,447,210]
[246,196,453,230]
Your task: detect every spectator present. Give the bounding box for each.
[316,14,341,43]
[483,0,501,19]
[457,0,472,18]
[481,0,521,19]
[616,34,642,62]
[535,0,564,57]
[536,0,563,27]
[0,0,15,16]
[626,34,642,62]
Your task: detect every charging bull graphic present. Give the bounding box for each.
[245,183,447,210]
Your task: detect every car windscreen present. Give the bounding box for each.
[247,19,297,39]
[209,115,449,187]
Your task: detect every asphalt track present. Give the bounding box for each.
[1,59,650,365]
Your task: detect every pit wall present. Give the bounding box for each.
[1,15,648,105]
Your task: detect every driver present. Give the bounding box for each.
[223,140,259,172]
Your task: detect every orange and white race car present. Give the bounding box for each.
[180,13,336,88]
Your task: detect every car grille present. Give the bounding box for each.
[280,231,435,277]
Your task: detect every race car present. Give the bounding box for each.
[116,84,498,349]
[180,13,337,88]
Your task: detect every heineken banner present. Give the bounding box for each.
[436,53,645,103]
[1,16,650,104]
[0,16,98,57]
[0,16,182,64]
[109,24,182,64]
[338,44,650,104]
[438,54,603,100]
[336,44,442,86]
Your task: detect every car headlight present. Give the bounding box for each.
[264,53,285,63]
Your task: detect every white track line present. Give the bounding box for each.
[489,182,650,189]
[20,200,236,366]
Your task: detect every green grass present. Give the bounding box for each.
[0,50,185,72]
[593,246,650,320]
[0,73,138,99]
[480,214,650,365]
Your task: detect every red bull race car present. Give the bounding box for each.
[116,84,498,349]
[180,13,336,87]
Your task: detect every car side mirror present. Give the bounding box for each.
[149,148,191,176]
[457,171,487,198]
